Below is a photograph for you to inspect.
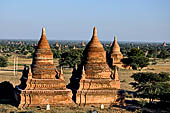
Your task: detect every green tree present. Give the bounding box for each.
[157,50,170,59]
[23,51,28,55]
[0,56,8,68]
[121,48,149,70]
[147,49,158,58]
[52,48,61,59]
[127,48,145,57]
[130,72,170,103]
[59,49,83,67]
[159,83,170,102]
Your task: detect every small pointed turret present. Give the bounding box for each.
[162,42,167,47]
[114,66,119,80]
[81,65,86,80]
[111,36,121,54]
[73,45,76,49]
[60,66,64,80]
[111,66,119,80]
[110,35,123,65]
[81,42,86,47]
[28,66,32,79]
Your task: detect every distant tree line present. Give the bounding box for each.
[59,49,84,68]
[0,40,170,69]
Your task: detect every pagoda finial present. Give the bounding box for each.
[114,35,117,41]
[90,26,101,43]
[37,27,51,49]
[93,26,97,37]
[42,27,46,36]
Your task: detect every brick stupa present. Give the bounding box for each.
[76,27,120,105]
[17,27,73,108]
[110,36,123,67]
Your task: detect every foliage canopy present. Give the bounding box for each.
[0,56,8,67]
[122,48,149,70]
[59,49,83,67]
[130,72,170,102]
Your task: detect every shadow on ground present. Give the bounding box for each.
[0,81,18,107]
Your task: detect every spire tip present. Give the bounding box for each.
[114,35,117,41]
[42,27,46,35]
[93,26,97,36]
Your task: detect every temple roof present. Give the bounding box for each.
[82,27,111,79]
[31,27,56,79]
[110,36,121,54]
[37,27,51,49]
[85,27,104,52]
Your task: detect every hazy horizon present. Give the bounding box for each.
[1,0,170,42]
[0,38,168,44]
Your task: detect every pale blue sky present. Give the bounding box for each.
[0,0,170,42]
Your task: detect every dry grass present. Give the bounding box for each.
[119,58,170,91]
[119,69,136,91]
[0,104,133,113]
[0,57,59,87]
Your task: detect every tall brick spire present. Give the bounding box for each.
[32,27,56,79]
[76,27,120,105]
[83,27,111,79]
[18,27,73,108]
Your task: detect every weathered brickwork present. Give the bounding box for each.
[110,36,123,66]
[18,28,73,108]
[76,27,120,106]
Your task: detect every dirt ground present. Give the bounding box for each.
[0,104,135,113]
